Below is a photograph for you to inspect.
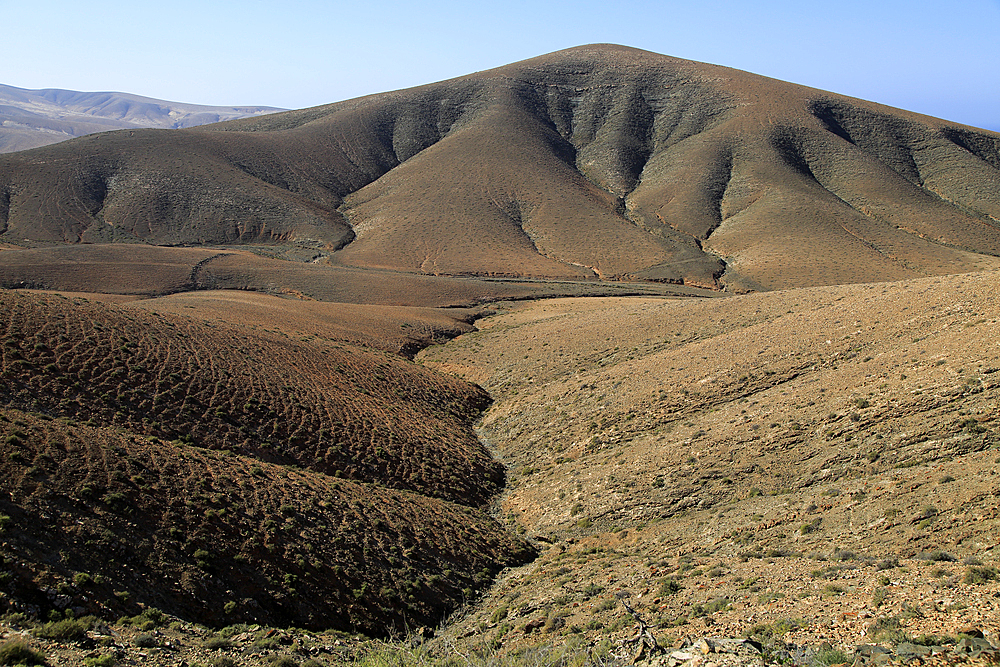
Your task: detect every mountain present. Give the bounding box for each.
[1,44,999,292]
[0,83,284,153]
[2,45,1000,654]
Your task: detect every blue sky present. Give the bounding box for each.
[6,0,999,130]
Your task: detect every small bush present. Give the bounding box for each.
[867,616,909,644]
[0,640,45,666]
[743,618,804,641]
[872,587,887,608]
[815,649,851,665]
[965,565,999,585]
[83,656,115,667]
[32,617,94,641]
[691,597,729,616]
[659,579,682,595]
[269,657,298,667]
[201,637,232,651]
[132,634,157,648]
[912,634,957,646]
[918,550,955,562]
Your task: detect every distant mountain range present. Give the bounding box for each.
[0,84,284,153]
[1,44,999,292]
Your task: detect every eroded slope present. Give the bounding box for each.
[0,407,533,633]
[1,45,999,290]
[0,290,537,632]
[419,271,1000,650]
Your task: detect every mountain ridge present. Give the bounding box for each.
[0,83,284,153]
[1,44,999,292]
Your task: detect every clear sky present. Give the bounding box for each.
[5,0,999,131]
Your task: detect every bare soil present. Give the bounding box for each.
[417,270,1000,656]
[2,45,999,291]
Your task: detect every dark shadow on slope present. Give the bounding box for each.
[941,127,1000,171]
[769,127,820,183]
[808,100,923,186]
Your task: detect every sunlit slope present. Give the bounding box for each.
[1,44,999,289]
[0,290,535,631]
[0,291,500,504]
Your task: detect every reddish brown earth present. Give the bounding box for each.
[0,290,535,633]
[1,45,999,291]
[416,270,1000,659]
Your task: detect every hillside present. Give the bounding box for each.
[417,269,1000,655]
[0,83,283,153]
[0,45,998,291]
[0,290,534,632]
[2,42,1000,665]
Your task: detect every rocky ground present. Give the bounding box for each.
[414,270,1000,663]
[3,271,1000,665]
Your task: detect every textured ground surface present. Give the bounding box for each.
[417,270,1000,657]
[2,45,999,291]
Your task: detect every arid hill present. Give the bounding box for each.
[1,45,999,290]
[0,83,283,153]
[418,269,1000,656]
[0,290,535,632]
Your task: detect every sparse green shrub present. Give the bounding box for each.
[872,587,887,608]
[691,597,729,616]
[800,518,821,535]
[594,599,615,613]
[0,640,45,666]
[201,636,232,651]
[876,558,899,570]
[83,656,114,667]
[252,635,280,651]
[965,565,999,584]
[32,616,94,641]
[269,657,298,667]
[743,618,804,642]
[659,579,682,595]
[543,614,566,634]
[489,605,509,623]
[815,648,851,665]
[0,613,31,628]
[132,634,157,648]
[867,616,910,644]
[912,634,957,646]
[118,607,164,631]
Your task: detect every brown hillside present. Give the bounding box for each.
[0,406,533,633]
[418,270,1000,654]
[0,291,499,504]
[1,45,998,290]
[0,289,543,633]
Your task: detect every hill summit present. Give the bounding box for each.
[1,43,999,292]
